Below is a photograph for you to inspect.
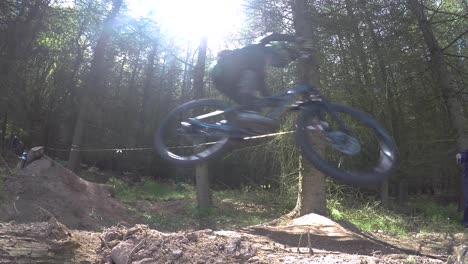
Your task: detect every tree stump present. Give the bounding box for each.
[27,146,45,164]
[16,146,45,169]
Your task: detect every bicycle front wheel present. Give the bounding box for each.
[295,103,398,186]
[155,99,232,166]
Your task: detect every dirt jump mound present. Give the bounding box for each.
[0,157,139,230]
[0,157,454,263]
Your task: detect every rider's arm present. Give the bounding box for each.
[259,33,314,59]
[259,33,296,45]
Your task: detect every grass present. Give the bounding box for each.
[210,189,287,228]
[327,189,465,235]
[0,177,4,202]
[142,210,193,230]
[0,167,7,202]
[109,177,465,234]
[328,198,412,235]
[108,177,194,204]
[109,178,287,231]
[406,199,463,233]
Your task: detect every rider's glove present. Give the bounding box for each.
[456,153,463,165]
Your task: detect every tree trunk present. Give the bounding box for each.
[294,159,327,216]
[408,0,467,210]
[0,5,20,132]
[192,37,208,99]
[344,0,372,88]
[181,43,193,103]
[380,180,389,207]
[196,163,212,209]
[192,37,211,210]
[342,0,378,112]
[291,0,327,217]
[65,41,86,107]
[115,53,127,98]
[67,0,123,172]
[138,43,158,175]
[176,44,194,181]
[407,0,467,150]
[67,100,86,172]
[336,32,357,107]
[1,111,7,152]
[398,179,408,205]
[360,1,398,205]
[141,42,158,141]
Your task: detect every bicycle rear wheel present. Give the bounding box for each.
[155,99,232,166]
[295,103,398,186]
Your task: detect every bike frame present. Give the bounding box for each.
[187,83,349,137]
[265,84,321,119]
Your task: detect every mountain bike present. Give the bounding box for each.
[154,83,398,186]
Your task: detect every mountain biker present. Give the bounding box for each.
[456,151,468,228]
[210,33,311,132]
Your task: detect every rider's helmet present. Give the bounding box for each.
[217,49,234,59]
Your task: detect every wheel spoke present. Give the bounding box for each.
[155,99,231,165]
[295,104,397,185]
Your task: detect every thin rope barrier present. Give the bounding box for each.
[43,130,295,153]
[242,130,294,140]
[45,146,153,152]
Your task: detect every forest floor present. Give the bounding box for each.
[0,156,466,263]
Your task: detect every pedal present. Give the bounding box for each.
[181,121,192,128]
[178,122,196,136]
[306,121,329,131]
[216,120,228,125]
[290,101,304,110]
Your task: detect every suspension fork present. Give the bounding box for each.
[315,101,352,135]
[304,85,352,135]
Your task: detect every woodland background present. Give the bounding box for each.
[0,0,467,210]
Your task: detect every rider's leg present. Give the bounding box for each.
[238,70,259,108]
[231,70,278,131]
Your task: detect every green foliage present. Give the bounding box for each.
[408,199,463,233]
[0,0,467,238]
[109,179,287,231]
[101,176,467,234]
[212,188,289,227]
[108,178,193,204]
[141,180,193,200]
[0,178,4,202]
[326,185,464,235]
[0,168,6,202]
[334,200,410,235]
[145,188,288,231]
[1,0,466,194]
[108,177,139,203]
[142,210,193,231]
[111,175,465,234]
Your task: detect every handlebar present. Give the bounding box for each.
[258,33,297,46]
[257,33,314,59]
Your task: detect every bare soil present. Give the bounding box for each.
[0,157,466,263]
[0,158,142,229]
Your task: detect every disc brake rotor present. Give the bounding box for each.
[327,131,361,155]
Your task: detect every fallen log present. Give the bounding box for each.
[0,217,77,263]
